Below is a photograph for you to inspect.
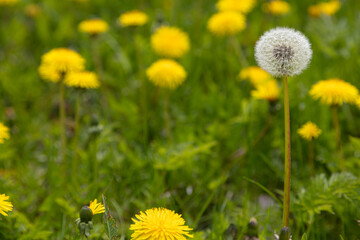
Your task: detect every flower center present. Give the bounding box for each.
[273,45,294,62]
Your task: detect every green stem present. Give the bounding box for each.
[282,75,291,228]
[59,80,67,178]
[309,140,315,176]
[91,35,103,81]
[230,35,248,67]
[163,89,171,140]
[72,92,81,181]
[332,106,344,171]
[133,32,148,145]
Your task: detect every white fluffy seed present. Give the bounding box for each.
[255,27,312,77]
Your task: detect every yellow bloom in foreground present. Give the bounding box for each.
[207,11,246,36]
[130,208,193,240]
[118,10,148,27]
[355,96,360,109]
[309,79,359,106]
[264,0,290,15]
[89,199,105,215]
[38,48,85,82]
[78,19,109,35]
[0,194,13,216]
[251,79,280,102]
[308,0,340,18]
[151,26,190,58]
[298,122,322,141]
[0,0,18,6]
[216,0,256,14]
[0,123,10,144]
[147,59,186,89]
[25,4,42,18]
[64,71,100,89]
[239,66,272,87]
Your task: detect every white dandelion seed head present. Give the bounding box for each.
[255,27,312,77]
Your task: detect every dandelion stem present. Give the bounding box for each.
[91,35,103,81]
[282,75,291,228]
[230,36,248,67]
[59,80,67,178]
[72,91,81,180]
[332,106,344,171]
[134,32,148,145]
[163,89,171,140]
[309,139,315,176]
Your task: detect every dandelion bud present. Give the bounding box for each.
[255,27,312,77]
[80,206,93,223]
[246,217,259,237]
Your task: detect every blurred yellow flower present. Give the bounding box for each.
[64,71,100,89]
[78,19,109,35]
[309,79,359,106]
[264,0,290,15]
[308,0,341,17]
[0,123,10,144]
[216,0,256,14]
[38,48,85,83]
[151,26,190,58]
[0,194,13,216]
[118,10,148,27]
[297,122,322,141]
[251,79,280,102]
[146,59,187,89]
[0,0,18,5]
[239,66,272,87]
[25,4,42,18]
[207,11,246,36]
[89,199,105,215]
[355,96,360,109]
[130,207,193,240]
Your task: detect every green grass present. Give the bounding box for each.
[0,0,360,239]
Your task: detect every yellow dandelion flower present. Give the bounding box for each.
[118,10,148,27]
[130,207,193,240]
[239,66,272,87]
[0,0,18,6]
[297,121,322,141]
[146,59,187,89]
[25,4,42,18]
[309,79,359,106]
[216,0,256,14]
[38,48,85,83]
[0,194,13,216]
[264,0,290,15]
[355,96,360,109]
[78,19,109,35]
[151,26,190,58]
[207,11,246,36]
[89,199,105,215]
[308,0,340,18]
[0,123,10,144]
[251,79,280,102]
[64,71,100,89]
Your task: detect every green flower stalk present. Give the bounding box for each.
[255,27,312,232]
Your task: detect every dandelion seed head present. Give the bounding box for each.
[255,27,312,77]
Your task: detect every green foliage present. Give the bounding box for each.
[102,194,119,239]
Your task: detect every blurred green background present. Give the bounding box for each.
[0,0,360,239]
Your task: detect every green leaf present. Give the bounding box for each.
[102,194,119,239]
